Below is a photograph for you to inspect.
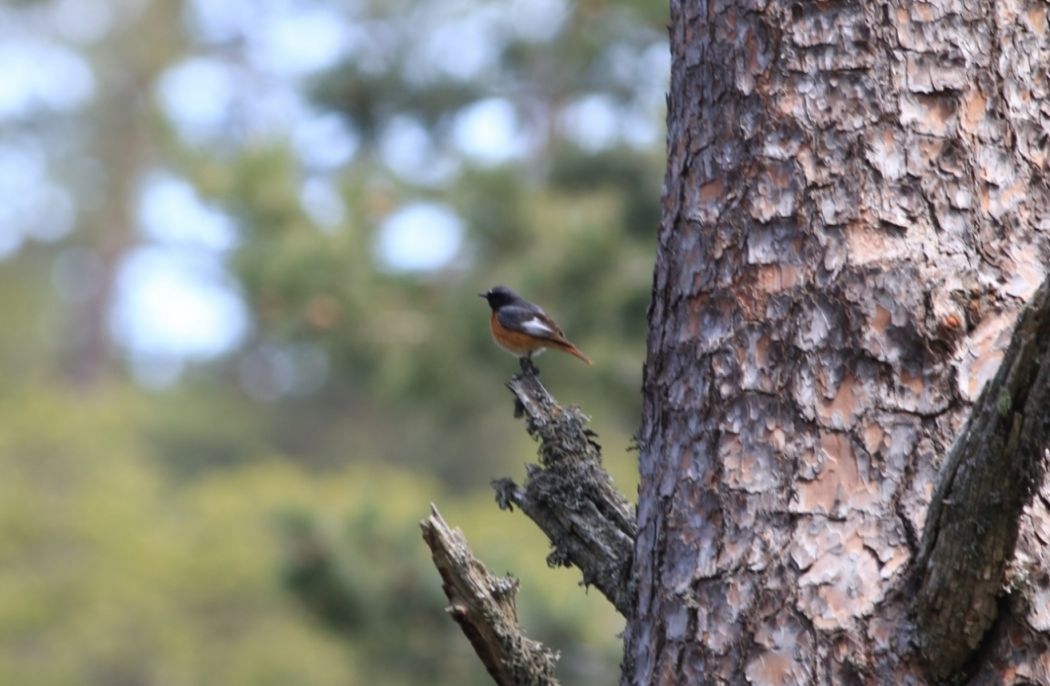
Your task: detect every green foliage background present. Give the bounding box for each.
[0,0,666,683]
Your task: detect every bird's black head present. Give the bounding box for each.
[479,285,519,310]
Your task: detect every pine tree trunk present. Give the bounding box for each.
[626,0,1050,682]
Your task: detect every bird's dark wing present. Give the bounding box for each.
[497,304,567,342]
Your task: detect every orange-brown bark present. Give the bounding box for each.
[627,0,1050,683]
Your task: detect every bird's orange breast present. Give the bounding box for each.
[490,312,547,355]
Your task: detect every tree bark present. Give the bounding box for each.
[627,0,1050,683]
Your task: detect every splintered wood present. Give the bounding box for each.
[421,505,560,686]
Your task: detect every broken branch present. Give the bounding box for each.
[916,276,1050,680]
[420,504,560,686]
[492,365,637,617]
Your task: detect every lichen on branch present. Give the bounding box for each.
[492,363,636,617]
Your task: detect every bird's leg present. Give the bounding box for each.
[520,353,539,376]
[512,356,532,417]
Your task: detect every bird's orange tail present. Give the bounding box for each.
[558,341,592,365]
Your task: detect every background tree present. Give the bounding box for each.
[625,0,1050,683]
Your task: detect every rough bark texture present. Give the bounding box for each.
[917,277,1050,680]
[421,505,560,686]
[493,362,637,617]
[627,0,1050,683]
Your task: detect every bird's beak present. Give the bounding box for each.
[478,292,487,298]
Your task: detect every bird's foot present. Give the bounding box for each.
[519,356,540,376]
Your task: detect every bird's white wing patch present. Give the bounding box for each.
[520,317,556,336]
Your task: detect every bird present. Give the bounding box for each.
[479,285,592,368]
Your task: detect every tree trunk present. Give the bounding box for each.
[626,0,1050,683]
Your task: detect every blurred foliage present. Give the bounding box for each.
[0,386,623,685]
[0,388,353,686]
[0,0,666,683]
[180,0,665,480]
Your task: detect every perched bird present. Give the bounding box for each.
[479,285,592,366]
